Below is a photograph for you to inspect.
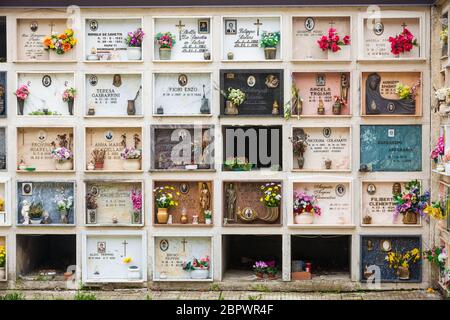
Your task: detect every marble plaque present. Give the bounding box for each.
[154,18,212,61]
[85,127,142,171]
[361,235,422,282]
[0,72,6,116]
[223,125,282,170]
[291,72,350,116]
[17,181,75,225]
[153,73,211,115]
[220,70,284,116]
[16,19,75,61]
[85,74,142,116]
[85,181,142,225]
[154,236,212,280]
[84,18,141,61]
[362,72,421,115]
[151,125,214,170]
[361,181,408,225]
[293,182,351,224]
[292,127,350,171]
[17,73,74,115]
[360,125,422,172]
[85,234,144,282]
[292,16,351,60]
[222,17,281,60]
[17,127,74,171]
[363,18,420,59]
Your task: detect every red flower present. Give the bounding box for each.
[388,27,417,55]
[317,27,350,53]
[343,35,350,45]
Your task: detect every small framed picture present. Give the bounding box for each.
[198,19,210,34]
[225,19,237,35]
[22,182,33,196]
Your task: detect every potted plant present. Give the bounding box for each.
[393,180,430,225]
[385,248,421,280]
[388,27,418,57]
[130,189,142,224]
[125,28,144,60]
[265,261,278,280]
[86,191,98,224]
[153,185,179,224]
[14,84,29,115]
[289,133,308,169]
[155,32,176,60]
[90,149,106,170]
[259,182,282,222]
[259,31,280,60]
[435,87,450,114]
[54,191,73,224]
[28,201,44,224]
[120,133,142,171]
[253,261,267,279]
[0,245,5,280]
[42,28,77,59]
[204,210,212,225]
[293,192,321,224]
[223,157,254,171]
[182,256,210,280]
[317,27,350,59]
[62,87,76,115]
[224,88,246,115]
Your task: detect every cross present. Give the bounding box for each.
[122,240,128,256]
[329,19,335,28]
[254,19,263,36]
[401,22,408,29]
[181,238,188,252]
[175,20,185,39]
[48,21,56,34]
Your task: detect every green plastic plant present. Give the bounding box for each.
[260,31,280,48]
[29,202,44,219]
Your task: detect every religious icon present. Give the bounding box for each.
[159,239,169,252]
[89,19,98,32]
[225,19,237,35]
[381,239,392,252]
[97,241,106,254]
[265,74,279,88]
[22,182,33,196]
[225,183,237,222]
[316,74,326,86]
[367,240,374,251]
[180,183,189,194]
[178,74,188,87]
[335,184,346,197]
[373,21,384,36]
[340,73,349,103]
[198,19,209,34]
[37,130,47,142]
[42,75,52,87]
[322,127,332,138]
[304,17,315,31]
[247,75,256,87]
[199,182,210,211]
[89,75,98,86]
[104,130,114,141]
[392,182,402,196]
[367,184,377,195]
[388,129,395,137]
[30,21,38,32]
[112,74,122,87]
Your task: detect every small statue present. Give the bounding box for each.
[21,200,31,224]
[272,100,279,115]
[318,97,325,115]
[225,183,237,222]
[42,211,52,224]
[340,73,349,103]
[200,182,210,211]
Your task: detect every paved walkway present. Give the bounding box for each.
[0,289,444,300]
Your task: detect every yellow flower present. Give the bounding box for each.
[122,257,132,264]
[65,29,74,36]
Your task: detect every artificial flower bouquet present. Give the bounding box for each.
[385,248,421,271]
[131,189,142,213]
[423,246,447,270]
[155,32,176,49]
[395,81,420,101]
[393,180,430,224]
[388,27,418,56]
[120,147,142,160]
[293,192,321,216]
[42,29,77,54]
[53,192,74,213]
[126,28,145,47]
[62,87,76,102]
[317,27,350,53]
[153,186,179,208]
[51,146,73,162]
[431,135,445,163]
[226,87,246,106]
[260,182,282,207]
[182,256,210,271]
[14,84,29,101]
[259,31,281,48]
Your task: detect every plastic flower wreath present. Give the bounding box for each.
[431,135,445,163]
[388,27,418,55]
[393,180,430,220]
[317,27,350,52]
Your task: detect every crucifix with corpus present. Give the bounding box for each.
[122,240,128,257]
[48,21,56,34]
[254,19,263,36]
[175,20,185,40]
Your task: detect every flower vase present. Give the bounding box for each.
[127,47,142,60]
[122,159,141,171]
[159,47,172,60]
[264,47,277,60]
[224,100,238,115]
[67,100,74,115]
[55,160,73,170]
[190,269,209,280]
[17,98,25,115]
[397,266,410,280]
[132,211,141,224]
[127,266,141,280]
[59,210,69,224]
[255,272,264,279]
[297,155,305,169]
[294,212,314,224]
[157,207,169,224]
[49,50,61,60]
[402,210,418,225]
[127,100,136,115]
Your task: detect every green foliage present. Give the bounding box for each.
[251,284,270,292]
[248,294,262,300]
[74,291,97,300]
[0,292,26,300]
[259,31,280,48]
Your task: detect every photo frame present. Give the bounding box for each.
[22,182,33,196]
[198,19,210,34]
[225,19,237,35]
